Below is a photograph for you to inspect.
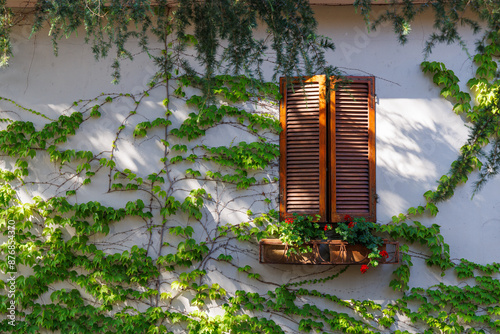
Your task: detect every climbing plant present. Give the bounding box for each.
[0,1,500,333]
[3,0,500,83]
[356,0,500,56]
[0,0,336,85]
[0,68,285,332]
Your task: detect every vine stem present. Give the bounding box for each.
[155,5,172,308]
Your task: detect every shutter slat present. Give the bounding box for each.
[280,76,327,222]
[281,76,374,223]
[331,77,376,221]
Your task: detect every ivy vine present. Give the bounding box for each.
[1,2,500,334]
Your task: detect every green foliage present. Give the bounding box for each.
[203,141,279,171]
[171,88,281,141]
[335,216,385,268]
[1,64,499,331]
[1,7,500,331]
[455,259,500,279]
[133,118,172,138]
[206,169,258,190]
[390,277,500,333]
[358,0,500,57]
[186,74,281,104]
[0,74,276,331]
[420,34,500,201]
[174,0,335,83]
[336,216,382,250]
[273,214,330,255]
[380,221,452,274]
[0,0,12,67]
[1,0,336,84]
[285,266,349,288]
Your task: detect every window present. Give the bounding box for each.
[279,75,376,223]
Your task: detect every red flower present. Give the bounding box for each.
[379,250,389,258]
[344,214,352,222]
[348,221,356,228]
[360,264,369,274]
[285,218,293,224]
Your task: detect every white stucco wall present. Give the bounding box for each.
[1,5,499,333]
[313,6,499,265]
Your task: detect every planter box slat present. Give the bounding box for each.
[259,239,399,265]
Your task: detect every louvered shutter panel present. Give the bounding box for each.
[330,77,376,222]
[279,76,327,222]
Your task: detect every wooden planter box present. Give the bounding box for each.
[259,239,399,265]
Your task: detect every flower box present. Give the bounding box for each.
[328,240,396,264]
[258,239,329,264]
[259,239,399,265]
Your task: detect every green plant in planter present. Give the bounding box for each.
[335,215,386,272]
[277,213,332,255]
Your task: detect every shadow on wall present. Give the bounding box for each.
[375,96,469,220]
[313,5,477,99]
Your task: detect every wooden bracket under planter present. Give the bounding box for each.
[259,239,399,265]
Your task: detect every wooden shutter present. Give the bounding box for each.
[330,77,376,222]
[279,76,327,222]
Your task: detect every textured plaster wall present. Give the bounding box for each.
[1,6,499,333]
[312,6,500,266]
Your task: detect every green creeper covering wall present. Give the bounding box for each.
[0,1,500,333]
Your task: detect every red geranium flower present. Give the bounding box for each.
[379,250,389,258]
[360,264,369,274]
[348,221,356,228]
[285,218,293,224]
[344,214,352,222]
